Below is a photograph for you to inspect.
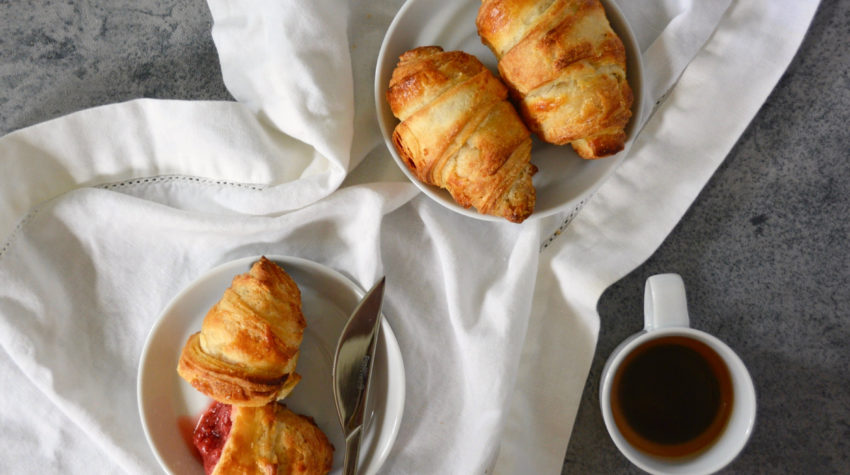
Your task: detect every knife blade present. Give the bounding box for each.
[333,277,385,475]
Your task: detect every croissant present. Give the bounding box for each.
[178,257,306,407]
[476,0,633,159]
[194,402,334,475]
[387,46,536,223]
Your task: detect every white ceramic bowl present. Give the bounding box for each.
[137,255,405,475]
[375,0,645,222]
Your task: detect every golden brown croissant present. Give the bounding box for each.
[476,0,633,159]
[178,257,306,407]
[387,45,537,223]
[194,402,334,475]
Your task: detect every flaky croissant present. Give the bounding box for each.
[194,402,334,475]
[387,45,536,223]
[178,257,306,407]
[476,0,633,159]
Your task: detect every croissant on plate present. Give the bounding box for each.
[194,402,334,475]
[476,0,633,159]
[387,45,537,223]
[178,257,306,407]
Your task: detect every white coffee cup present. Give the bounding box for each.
[599,273,756,474]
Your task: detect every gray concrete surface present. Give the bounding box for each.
[1,0,847,473]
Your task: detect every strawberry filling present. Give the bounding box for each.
[193,402,232,474]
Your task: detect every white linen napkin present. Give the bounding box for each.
[0,0,819,474]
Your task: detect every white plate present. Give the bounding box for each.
[375,0,645,222]
[138,255,405,475]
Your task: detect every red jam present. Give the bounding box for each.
[193,402,232,475]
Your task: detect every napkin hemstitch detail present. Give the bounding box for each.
[97,174,267,192]
[0,175,272,262]
[0,205,42,263]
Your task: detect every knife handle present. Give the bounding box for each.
[343,426,363,475]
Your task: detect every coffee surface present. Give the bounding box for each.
[611,335,733,458]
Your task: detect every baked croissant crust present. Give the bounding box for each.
[196,402,334,475]
[476,0,633,159]
[387,45,536,223]
[178,257,306,407]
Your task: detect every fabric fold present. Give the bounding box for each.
[0,99,343,241]
[208,0,355,176]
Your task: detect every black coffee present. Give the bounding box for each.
[610,335,734,458]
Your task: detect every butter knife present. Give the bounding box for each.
[333,277,385,475]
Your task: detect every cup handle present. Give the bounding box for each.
[644,273,690,330]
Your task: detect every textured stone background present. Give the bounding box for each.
[0,0,230,133]
[1,0,847,473]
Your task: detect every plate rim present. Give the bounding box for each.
[136,254,405,475]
